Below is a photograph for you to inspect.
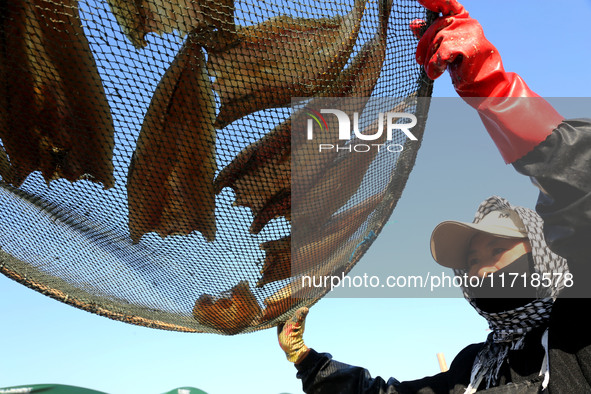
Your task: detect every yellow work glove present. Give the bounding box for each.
[278,307,311,364]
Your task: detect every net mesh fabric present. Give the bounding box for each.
[0,0,434,334]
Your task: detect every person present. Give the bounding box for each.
[277,0,591,392]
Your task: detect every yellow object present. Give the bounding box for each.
[278,307,311,364]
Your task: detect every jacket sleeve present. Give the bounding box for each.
[294,345,480,394]
[295,349,401,394]
[512,118,591,296]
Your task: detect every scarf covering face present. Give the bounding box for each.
[452,196,569,392]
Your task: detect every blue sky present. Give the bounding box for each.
[1,1,590,393]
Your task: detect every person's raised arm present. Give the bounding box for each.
[412,0,564,164]
[413,0,591,293]
[277,306,469,393]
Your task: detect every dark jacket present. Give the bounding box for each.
[295,119,591,393]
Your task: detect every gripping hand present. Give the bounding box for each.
[278,307,311,364]
[412,0,563,163]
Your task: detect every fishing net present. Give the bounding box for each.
[0,0,434,334]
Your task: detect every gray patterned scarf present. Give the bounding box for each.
[453,196,569,392]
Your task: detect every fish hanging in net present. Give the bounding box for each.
[106,0,237,50]
[207,0,367,129]
[214,0,394,236]
[126,34,218,243]
[0,0,115,188]
[0,0,435,334]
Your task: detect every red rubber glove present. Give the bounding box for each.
[412,0,564,163]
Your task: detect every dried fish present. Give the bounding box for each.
[259,279,307,323]
[207,0,367,129]
[212,61,372,234]
[127,35,217,243]
[257,192,384,287]
[300,191,385,242]
[192,281,262,334]
[214,0,393,234]
[293,96,414,234]
[0,144,10,182]
[258,254,357,323]
[291,0,394,193]
[260,284,298,323]
[216,0,390,233]
[214,118,291,234]
[250,189,290,234]
[107,0,236,49]
[257,235,291,287]
[258,210,383,322]
[0,0,115,188]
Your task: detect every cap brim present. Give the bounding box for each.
[430,221,528,269]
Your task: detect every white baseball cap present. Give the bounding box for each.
[430,209,528,269]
